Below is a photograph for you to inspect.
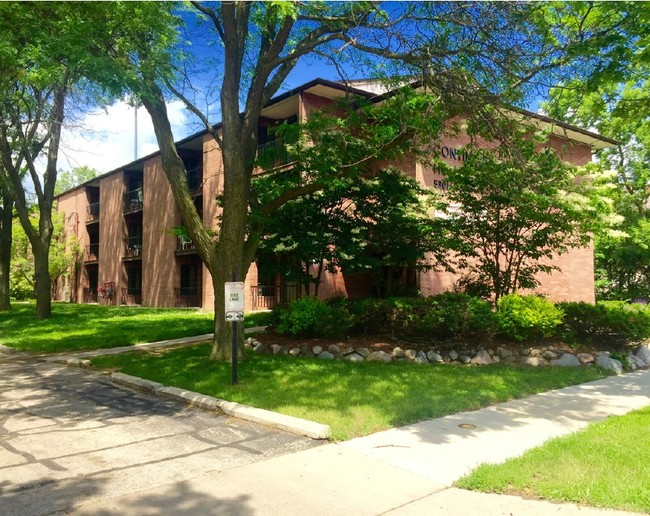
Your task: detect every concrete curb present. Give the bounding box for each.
[110,372,331,440]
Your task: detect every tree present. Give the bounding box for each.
[10,210,80,301]
[0,180,13,310]
[0,3,175,318]
[543,3,650,300]
[55,166,99,196]
[440,135,614,303]
[130,1,590,360]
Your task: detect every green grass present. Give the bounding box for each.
[0,302,271,353]
[91,345,607,440]
[456,406,650,513]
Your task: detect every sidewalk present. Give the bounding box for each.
[71,369,650,515]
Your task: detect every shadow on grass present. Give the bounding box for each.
[92,345,617,440]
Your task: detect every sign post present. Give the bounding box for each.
[225,280,245,385]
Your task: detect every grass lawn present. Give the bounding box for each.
[0,302,272,353]
[91,345,608,440]
[456,406,650,513]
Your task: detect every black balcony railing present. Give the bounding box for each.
[84,244,99,261]
[123,187,143,213]
[174,287,201,307]
[176,236,196,252]
[257,137,295,169]
[250,283,301,311]
[124,236,143,258]
[86,202,100,223]
[187,167,203,195]
[121,287,142,305]
[82,287,97,304]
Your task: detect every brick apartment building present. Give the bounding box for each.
[55,78,616,311]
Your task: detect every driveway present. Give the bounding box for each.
[0,356,318,516]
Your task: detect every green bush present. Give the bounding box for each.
[558,301,650,346]
[274,296,354,338]
[496,294,564,342]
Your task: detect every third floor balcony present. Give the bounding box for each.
[86,202,100,223]
[123,187,143,214]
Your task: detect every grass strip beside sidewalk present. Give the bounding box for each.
[456,406,650,513]
[91,345,607,441]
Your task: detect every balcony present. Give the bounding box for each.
[175,235,197,254]
[84,244,99,262]
[187,167,203,196]
[121,287,142,306]
[123,187,143,214]
[124,236,142,259]
[257,138,295,170]
[250,283,300,311]
[86,202,100,223]
[174,287,201,307]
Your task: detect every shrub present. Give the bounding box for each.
[275,296,354,338]
[558,301,650,346]
[496,294,564,342]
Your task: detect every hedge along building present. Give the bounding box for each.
[55,78,616,311]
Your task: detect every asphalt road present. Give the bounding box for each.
[0,355,318,516]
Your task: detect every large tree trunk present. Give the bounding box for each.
[0,193,12,311]
[32,239,51,319]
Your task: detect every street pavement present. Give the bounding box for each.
[0,356,318,516]
[1,352,648,515]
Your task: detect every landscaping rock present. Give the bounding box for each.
[66,358,91,368]
[392,347,405,358]
[521,356,546,367]
[289,348,301,357]
[498,348,513,359]
[253,342,268,354]
[300,345,310,355]
[486,348,494,356]
[342,346,355,356]
[405,349,417,361]
[529,348,543,357]
[345,353,364,362]
[459,354,471,364]
[637,345,650,365]
[328,344,341,355]
[271,344,282,355]
[492,355,500,363]
[427,350,444,363]
[596,354,623,375]
[628,354,646,369]
[502,355,516,364]
[312,345,323,356]
[543,350,559,360]
[448,350,459,361]
[356,347,370,358]
[318,351,334,360]
[577,353,595,364]
[471,350,492,365]
[550,353,580,367]
[415,351,429,364]
[368,351,392,363]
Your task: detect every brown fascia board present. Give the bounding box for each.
[367,79,619,148]
[55,77,616,199]
[55,78,375,199]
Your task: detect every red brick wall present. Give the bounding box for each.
[99,172,126,305]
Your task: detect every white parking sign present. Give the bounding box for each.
[225,282,245,321]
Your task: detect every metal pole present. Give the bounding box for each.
[231,272,238,385]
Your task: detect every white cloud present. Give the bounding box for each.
[58,99,193,174]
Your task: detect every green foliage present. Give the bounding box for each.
[496,294,564,342]
[441,135,615,302]
[55,166,99,196]
[275,296,354,339]
[558,301,650,346]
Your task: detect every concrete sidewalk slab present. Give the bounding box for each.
[341,370,650,486]
[387,487,644,516]
[71,444,443,516]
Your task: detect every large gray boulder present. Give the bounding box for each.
[471,350,493,365]
[596,354,623,375]
[521,356,546,367]
[550,353,581,367]
[628,354,646,369]
[427,350,444,363]
[637,345,650,365]
[367,351,392,363]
